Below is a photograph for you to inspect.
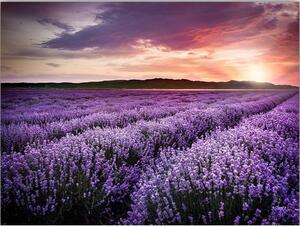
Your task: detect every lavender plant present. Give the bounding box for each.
[1,90,298,224]
[125,95,299,225]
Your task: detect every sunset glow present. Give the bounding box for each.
[1,2,299,85]
[246,64,270,83]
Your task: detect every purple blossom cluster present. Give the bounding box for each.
[2,90,246,153]
[0,91,286,154]
[126,94,299,225]
[1,90,298,224]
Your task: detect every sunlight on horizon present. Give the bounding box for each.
[245,64,270,83]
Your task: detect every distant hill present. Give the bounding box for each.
[1,78,298,90]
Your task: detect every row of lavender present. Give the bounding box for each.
[126,94,299,225]
[1,91,274,153]
[1,90,296,224]
[2,90,244,124]
[2,90,222,153]
[1,90,198,124]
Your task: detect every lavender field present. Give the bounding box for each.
[1,89,299,224]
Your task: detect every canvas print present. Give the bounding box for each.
[1,1,299,225]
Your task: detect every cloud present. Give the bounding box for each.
[2,2,102,19]
[4,44,141,60]
[40,3,266,51]
[115,56,236,81]
[37,18,74,32]
[1,2,298,86]
[270,18,299,60]
[46,63,60,67]
[1,66,11,72]
[262,18,278,29]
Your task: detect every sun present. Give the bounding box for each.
[246,64,269,83]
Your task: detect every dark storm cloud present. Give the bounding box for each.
[40,2,266,51]
[37,18,74,32]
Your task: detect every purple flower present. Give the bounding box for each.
[234,216,241,225]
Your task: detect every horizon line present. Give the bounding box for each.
[2,78,298,87]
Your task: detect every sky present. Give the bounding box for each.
[1,2,299,85]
